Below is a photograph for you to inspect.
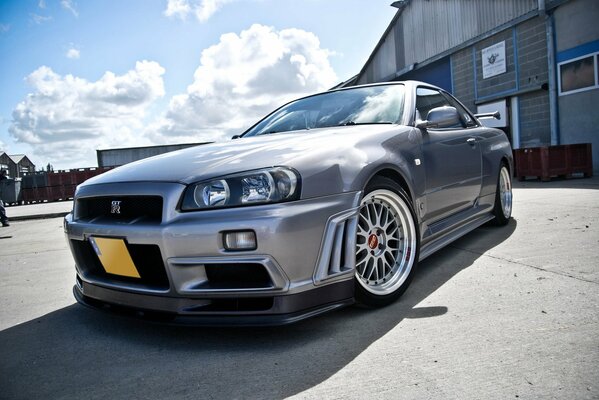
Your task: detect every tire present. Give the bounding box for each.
[354,176,419,307]
[492,163,513,226]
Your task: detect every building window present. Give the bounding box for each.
[558,53,599,95]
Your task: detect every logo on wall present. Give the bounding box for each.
[487,53,499,64]
[482,41,506,79]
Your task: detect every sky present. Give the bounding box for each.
[0,0,397,169]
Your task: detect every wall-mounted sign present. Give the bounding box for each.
[482,41,506,79]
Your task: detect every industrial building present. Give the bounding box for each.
[344,0,599,171]
[0,152,14,177]
[96,143,209,168]
[0,152,36,178]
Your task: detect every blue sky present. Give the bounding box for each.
[0,0,396,169]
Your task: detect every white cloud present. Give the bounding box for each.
[38,0,46,9]
[149,24,337,143]
[61,0,78,17]
[164,0,232,22]
[193,0,232,22]
[30,14,52,24]
[66,48,80,59]
[164,0,191,19]
[0,24,10,33]
[9,24,337,168]
[9,61,165,167]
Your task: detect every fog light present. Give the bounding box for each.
[223,231,257,251]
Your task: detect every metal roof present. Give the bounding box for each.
[354,0,542,85]
[9,154,27,164]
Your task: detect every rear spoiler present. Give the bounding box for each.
[474,111,500,120]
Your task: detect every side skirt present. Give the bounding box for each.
[418,213,495,261]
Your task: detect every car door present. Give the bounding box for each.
[416,87,482,224]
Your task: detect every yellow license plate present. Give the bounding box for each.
[89,237,141,278]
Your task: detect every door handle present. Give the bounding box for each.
[466,138,477,146]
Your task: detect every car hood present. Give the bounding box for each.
[84,125,402,187]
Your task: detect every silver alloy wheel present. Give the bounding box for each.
[499,166,512,219]
[355,189,417,295]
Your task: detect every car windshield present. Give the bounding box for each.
[243,84,405,137]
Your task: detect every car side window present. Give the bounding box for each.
[415,87,463,129]
[440,92,478,128]
[415,88,449,121]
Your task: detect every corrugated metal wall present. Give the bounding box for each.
[358,0,538,83]
[97,143,206,168]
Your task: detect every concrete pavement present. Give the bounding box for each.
[0,178,597,399]
[3,200,73,221]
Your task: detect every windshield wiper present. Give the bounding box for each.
[257,127,311,136]
[255,130,279,136]
[341,121,393,126]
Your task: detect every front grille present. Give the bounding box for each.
[71,239,169,290]
[75,196,163,223]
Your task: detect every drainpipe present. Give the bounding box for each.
[541,0,560,145]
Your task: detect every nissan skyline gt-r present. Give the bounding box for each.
[64,80,513,325]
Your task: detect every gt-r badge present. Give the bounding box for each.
[111,200,122,214]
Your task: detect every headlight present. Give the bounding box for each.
[196,180,229,207]
[181,167,300,211]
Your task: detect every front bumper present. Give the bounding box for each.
[65,182,361,324]
[73,279,354,326]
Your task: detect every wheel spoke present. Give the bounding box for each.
[378,258,385,281]
[380,206,388,228]
[387,242,401,250]
[358,213,369,228]
[356,258,367,274]
[357,223,368,235]
[365,203,374,227]
[356,243,369,253]
[386,225,399,237]
[377,203,385,226]
[365,258,376,281]
[384,251,395,266]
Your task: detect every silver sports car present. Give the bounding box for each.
[64,81,513,325]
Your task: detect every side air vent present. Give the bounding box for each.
[313,209,358,284]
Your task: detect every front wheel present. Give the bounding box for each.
[354,177,419,307]
[492,164,512,226]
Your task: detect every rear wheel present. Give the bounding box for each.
[492,164,512,226]
[354,177,419,307]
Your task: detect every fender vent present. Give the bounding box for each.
[314,209,358,283]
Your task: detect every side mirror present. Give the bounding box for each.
[417,106,460,129]
[231,135,241,140]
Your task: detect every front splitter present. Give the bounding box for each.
[73,279,355,327]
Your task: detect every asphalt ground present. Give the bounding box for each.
[0,178,598,399]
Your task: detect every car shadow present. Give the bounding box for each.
[0,220,517,399]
